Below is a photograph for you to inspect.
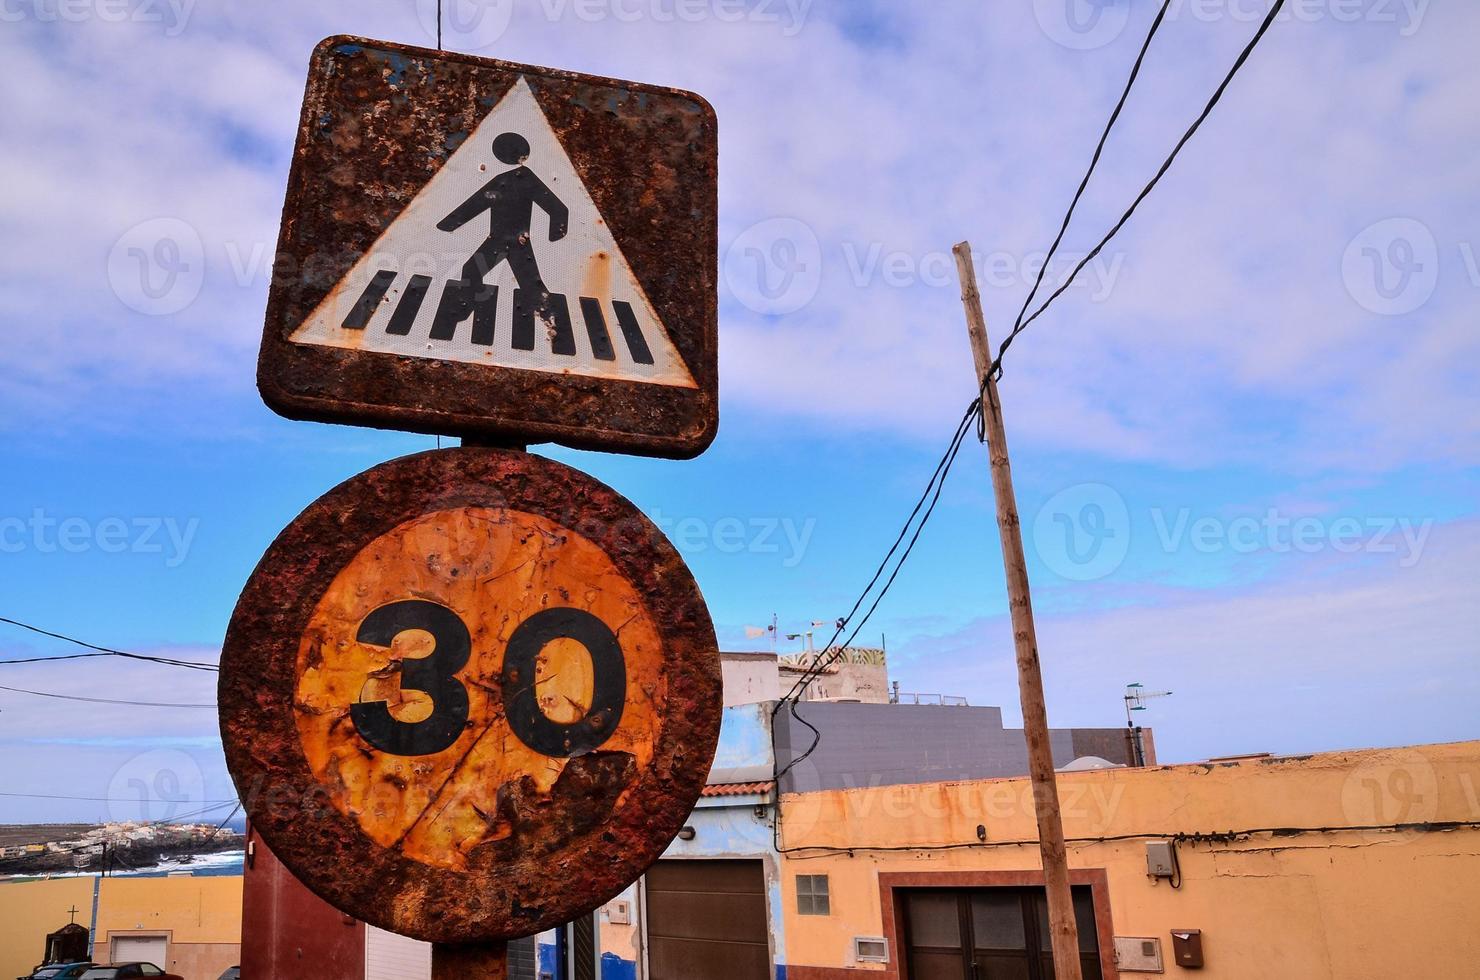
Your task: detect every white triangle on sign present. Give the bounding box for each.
[290,76,697,389]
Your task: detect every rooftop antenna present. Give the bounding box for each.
[742,613,779,653]
[1123,683,1172,767]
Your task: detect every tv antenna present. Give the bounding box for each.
[1123,683,1172,767]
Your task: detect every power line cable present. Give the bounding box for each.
[200,801,244,845]
[778,819,1480,858]
[771,3,1290,853]
[773,418,976,787]
[1009,0,1173,346]
[784,401,979,706]
[771,399,981,806]
[0,792,238,804]
[775,397,981,710]
[992,0,1288,380]
[0,683,214,708]
[0,616,218,672]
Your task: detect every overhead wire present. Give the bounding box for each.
[778,819,1480,858]
[769,394,981,845]
[768,0,1291,854]
[1007,0,1174,351]
[200,801,244,845]
[0,792,238,804]
[990,0,1289,381]
[775,397,982,711]
[0,683,214,708]
[0,616,218,672]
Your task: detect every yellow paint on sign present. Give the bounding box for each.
[292,506,664,871]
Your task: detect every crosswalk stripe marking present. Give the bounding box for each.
[342,270,398,330]
[578,297,616,362]
[387,275,433,336]
[470,285,498,347]
[613,301,655,365]
[429,279,499,345]
[510,290,575,356]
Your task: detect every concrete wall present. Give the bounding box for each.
[775,740,1480,979]
[0,877,94,980]
[0,875,242,980]
[773,702,1140,794]
[783,664,890,705]
[712,702,777,782]
[722,653,782,707]
[96,876,242,980]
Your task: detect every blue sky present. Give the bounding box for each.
[1,0,1476,823]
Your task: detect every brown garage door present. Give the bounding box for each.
[646,859,770,980]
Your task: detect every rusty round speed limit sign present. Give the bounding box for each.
[219,448,721,943]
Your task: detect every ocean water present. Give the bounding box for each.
[2,849,245,881]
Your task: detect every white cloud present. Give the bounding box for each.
[891,517,1480,760]
[0,1,1476,468]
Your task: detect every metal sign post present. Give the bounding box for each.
[953,242,1083,980]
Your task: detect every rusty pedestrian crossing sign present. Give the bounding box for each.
[258,37,719,458]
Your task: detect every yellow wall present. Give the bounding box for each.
[778,741,1480,978]
[95,875,242,944]
[0,875,242,980]
[96,876,242,980]
[0,877,95,980]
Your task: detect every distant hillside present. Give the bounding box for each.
[0,824,94,848]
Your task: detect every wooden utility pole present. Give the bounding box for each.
[953,241,1083,980]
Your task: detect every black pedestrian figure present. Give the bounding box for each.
[438,131,569,300]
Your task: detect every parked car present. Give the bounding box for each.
[216,970,239,980]
[18,965,94,980]
[78,966,181,980]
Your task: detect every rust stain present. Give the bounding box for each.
[581,250,613,307]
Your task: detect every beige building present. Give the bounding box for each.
[722,647,893,707]
[773,740,1480,979]
[0,875,241,980]
[6,738,1475,979]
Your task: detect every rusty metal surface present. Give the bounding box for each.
[258,36,719,459]
[219,448,722,943]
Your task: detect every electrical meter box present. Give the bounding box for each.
[1146,841,1177,878]
[1114,936,1165,972]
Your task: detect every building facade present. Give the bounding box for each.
[0,875,242,980]
[772,740,1480,979]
